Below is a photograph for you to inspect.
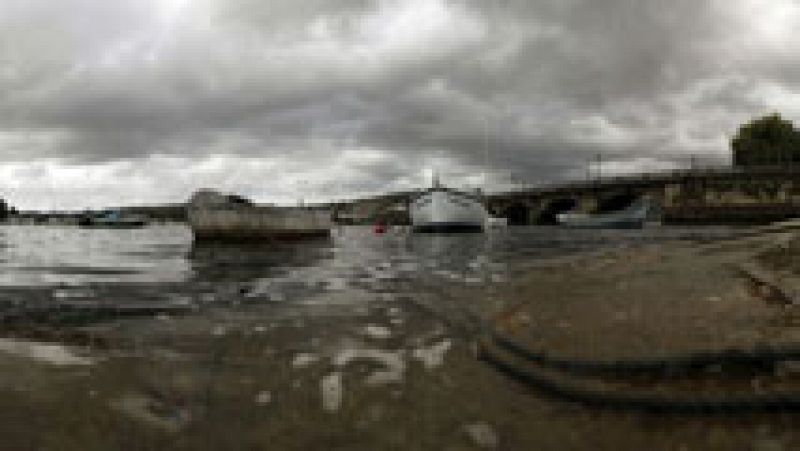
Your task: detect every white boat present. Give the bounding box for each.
[187,189,332,241]
[486,216,508,228]
[556,199,654,229]
[409,177,488,233]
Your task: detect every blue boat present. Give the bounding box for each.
[79,210,149,228]
[556,199,656,229]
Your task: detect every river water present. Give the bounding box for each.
[0,224,744,309]
[0,223,749,343]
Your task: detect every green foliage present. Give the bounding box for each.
[731,113,800,166]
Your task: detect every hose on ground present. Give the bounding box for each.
[479,338,800,414]
[491,330,800,378]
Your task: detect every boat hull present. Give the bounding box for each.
[486,216,508,228]
[188,208,331,242]
[78,213,149,228]
[556,216,645,229]
[410,189,487,233]
[187,190,332,242]
[412,223,484,233]
[79,222,148,229]
[556,200,653,229]
[191,228,331,241]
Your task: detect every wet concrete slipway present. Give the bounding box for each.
[0,224,794,450]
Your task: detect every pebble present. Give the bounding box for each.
[363,325,392,340]
[211,325,226,337]
[463,422,499,449]
[254,390,272,405]
[326,278,348,291]
[292,353,319,369]
[334,348,405,385]
[412,339,452,370]
[320,372,343,412]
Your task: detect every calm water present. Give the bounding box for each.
[0,224,744,315]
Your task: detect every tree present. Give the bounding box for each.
[732,113,800,167]
[0,198,7,220]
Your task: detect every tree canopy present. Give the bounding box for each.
[731,113,800,166]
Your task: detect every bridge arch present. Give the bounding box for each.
[537,198,578,225]
[503,203,530,225]
[597,192,639,213]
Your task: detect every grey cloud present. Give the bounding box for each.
[1,0,800,208]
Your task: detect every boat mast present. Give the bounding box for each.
[478,115,492,225]
[482,115,489,198]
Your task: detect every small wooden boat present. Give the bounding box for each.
[186,189,332,241]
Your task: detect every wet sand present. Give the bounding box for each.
[1,227,799,450]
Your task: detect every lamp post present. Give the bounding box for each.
[594,153,602,183]
[297,180,307,207]
[481,114,490,192]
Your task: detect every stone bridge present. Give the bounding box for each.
[334,166,800,225]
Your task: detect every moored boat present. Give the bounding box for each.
[186,189,332,241]
[409,177,488,233]
[486,216,508,228]
[556,199,654,229]
[79,210,149,228]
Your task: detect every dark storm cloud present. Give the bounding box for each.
[1,0,799,208]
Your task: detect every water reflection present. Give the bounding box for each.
[189,237,334,282]
[0,224,746,302]
[0,224,192,287]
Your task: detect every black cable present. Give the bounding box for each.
[491,330,800,378]
[479,339,800,414]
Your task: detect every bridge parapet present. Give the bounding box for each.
[335,166,800,225]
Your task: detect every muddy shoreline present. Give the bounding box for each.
[1,227,799,450]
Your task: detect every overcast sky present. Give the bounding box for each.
[1,0,799,209]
